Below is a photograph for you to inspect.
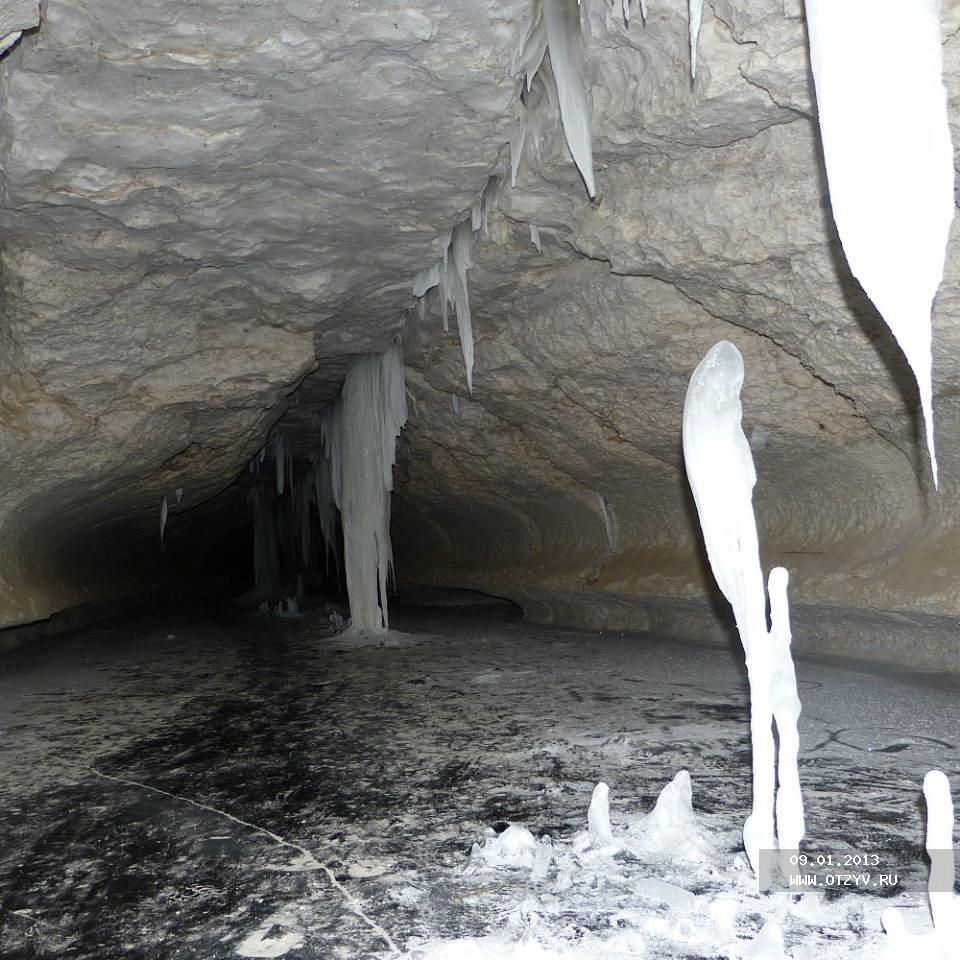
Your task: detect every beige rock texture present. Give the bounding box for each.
[1,0,960,668]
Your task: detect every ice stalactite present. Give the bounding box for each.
[529,223,542,253]
[410,208,481,394]
[542,0,595,197]
[272,430,288,495]
[449,222,476,395]
[620,0,648,26]
[805,0,954,487]
[682,341,805,876]
[688,0,703,78]
[882,770,960,955]
[175,487,183,506]
[328,342,408,633]
[159,495,168,550]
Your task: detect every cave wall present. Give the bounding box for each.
[392,2,960,668]
[1,0,960,668]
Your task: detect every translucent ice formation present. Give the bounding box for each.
[587,781,614,847]
[543,0,595,197]
[329,343,408,632]
[805,0,954,486]
[682,341,805,874]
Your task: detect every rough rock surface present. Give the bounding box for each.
[2,1,960,667]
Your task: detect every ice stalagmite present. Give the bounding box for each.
[805,0,954,486]
[883,770,960,954]
[543,0,595,197]
[332,342,408,632]
[682,341,804,875]
[587,782,614,847]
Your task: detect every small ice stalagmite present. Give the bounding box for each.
[805,0,954,486]
[682,341,804,874]
[882,770,960,956]
[587,782,614,847]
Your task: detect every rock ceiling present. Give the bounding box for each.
[2,0,960,667]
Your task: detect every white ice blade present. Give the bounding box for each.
[805,0,953,487]
[689,0,702,78]
[543,0,596,197]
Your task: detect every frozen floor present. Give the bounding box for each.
[0,600,958,959]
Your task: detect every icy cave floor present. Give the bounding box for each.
[0,599,958,959]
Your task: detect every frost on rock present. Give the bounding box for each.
[542,0,595,197]
[629,770,714,863]
[805,0,954,486]
[331,342,408,633]
[682,341,805,875]
[688,0,703,78]
[882,770,960,957]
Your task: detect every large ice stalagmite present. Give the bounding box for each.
[331,342,408,633]
[805,0,955,486]
[682,341,804,875]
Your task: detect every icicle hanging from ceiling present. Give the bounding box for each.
[805,0,954,487]
[325,342,408,633]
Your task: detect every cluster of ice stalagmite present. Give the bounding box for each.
[326,342,408,632]
[805,0,955,486]
[682,341,804,875]
[883,771,960,957]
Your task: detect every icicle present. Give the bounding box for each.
[529,223,542,254]
[597,493,615,553]
[412,263,439,299]
[805,0,953,488]
[449,221,476,395]
[175,487,183,506]
[688,0,703,79]
[273,431,286,496]
[639,0,648,22]
[258,446,266,463]
[334,342,408,632]
[682,341,804,877]
[471,199,482,232]
[451,393,460,417]
[542,0,596,197]
[622,0,630,25]
[159,496,168,549]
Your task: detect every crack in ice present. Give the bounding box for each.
[86,766,399,955]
